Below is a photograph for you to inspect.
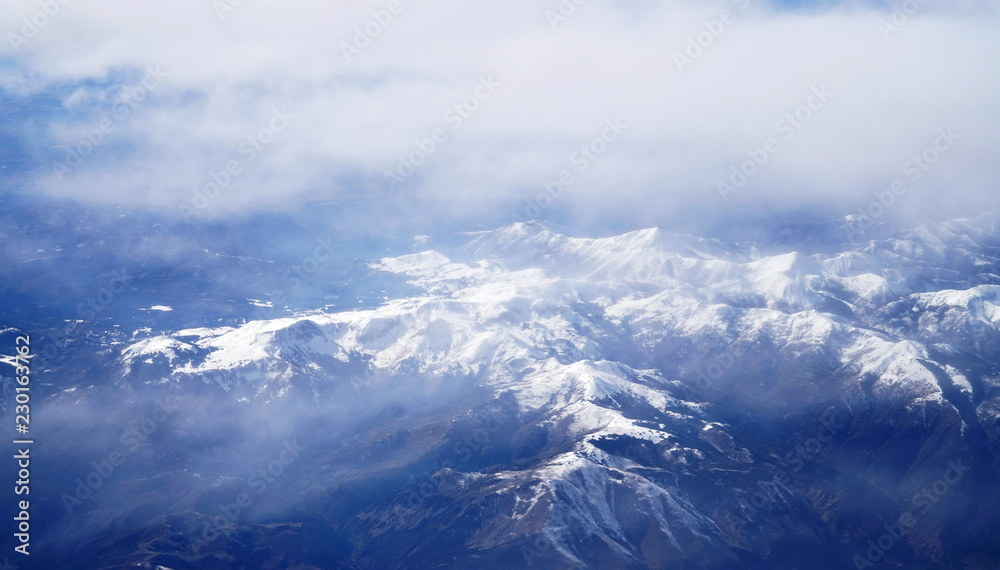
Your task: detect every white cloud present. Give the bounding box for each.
[4,0,999,222]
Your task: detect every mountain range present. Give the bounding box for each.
[6,214,1000,568]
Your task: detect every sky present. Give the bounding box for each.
[1,0,998,229]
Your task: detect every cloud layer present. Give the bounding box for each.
[3,0,998,225]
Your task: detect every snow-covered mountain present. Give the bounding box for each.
[85,215,1000,568]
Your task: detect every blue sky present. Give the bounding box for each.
[1,0,998,227]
